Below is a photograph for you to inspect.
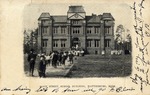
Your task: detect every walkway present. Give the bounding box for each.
[25,59,75,78]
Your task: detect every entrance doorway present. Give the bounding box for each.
[72,37,80,49]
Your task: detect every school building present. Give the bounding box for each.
[37,5,115,54]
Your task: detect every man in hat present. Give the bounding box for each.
[27,50,37,76]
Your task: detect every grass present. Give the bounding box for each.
[68,55,132,78]
[24,54,132,78]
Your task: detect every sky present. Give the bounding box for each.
[23,3,133,33]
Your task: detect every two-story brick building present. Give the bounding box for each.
[37,5,115,54]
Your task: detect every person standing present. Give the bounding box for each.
[61,52,67,66]
[68,52,74,64]
[45,54,50,67]
[38,56,46,78]
[52,52,58,68]
[57,52,62,66]
[48,52,52,66]
[27,50,36,76]
[51,52,55,67]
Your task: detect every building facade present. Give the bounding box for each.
[37,6,115,54]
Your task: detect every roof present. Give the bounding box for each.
[86,15,102,23]
[102,13,115,20]
[68,6,85,13]
[38,12,114,23]
[52,16,67,22]
[38,12,51,20]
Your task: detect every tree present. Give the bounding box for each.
[115,25,125,50]
[24,30,30,53]
[115,25,131,52]
[125,34,132,52]
[23,29,38,54]
[115,24,125,43]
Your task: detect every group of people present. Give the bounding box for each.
[27,50,74,78]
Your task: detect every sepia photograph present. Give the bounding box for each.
[1,0,150,94]
[24,4,132,78]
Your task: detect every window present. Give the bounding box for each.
[77,29,79,34]
[105,39,111,47]
[43,26,48,34]
[95,27,99,34]
[87,27,92,34]
[105,27,111,34]
[61,27,66,34]
[72,27,80,34]
[42,39,48,47]
[95,50,98,54]
[53,27,58,34]
[72,20,79,24]
[87,39,92,47]
[53,39,58,47]
[94,40,100,47]
[43,20,46,23]
[61,39,66,47]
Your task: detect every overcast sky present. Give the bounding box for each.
[23,3,133,32]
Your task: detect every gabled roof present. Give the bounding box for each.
[68,6,85,13]
[38,12,51,20]
[102,13,115,20]
[52,16,67,23]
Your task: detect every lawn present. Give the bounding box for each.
[68,55,132,78]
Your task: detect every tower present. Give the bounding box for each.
[67,6,86,50]
[38,13,53,54]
